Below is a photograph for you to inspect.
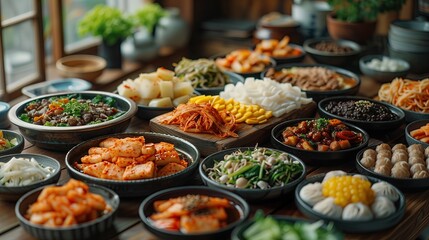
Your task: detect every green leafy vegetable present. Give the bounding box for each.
[19,114,30,123]
[63,99,89,117]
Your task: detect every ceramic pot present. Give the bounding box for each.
[99,39,122,69]
[292,1,331,39]
[326,14,376,44]
[122,29,159,61]
[155,8,189,48]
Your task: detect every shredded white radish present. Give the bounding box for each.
[0,157,54,186]
[220,77,312,117]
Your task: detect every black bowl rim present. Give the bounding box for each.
[194,71,244,92]
[199,146,307,193]
[359,54,410,73]
[65,132,200,184]
[295,173,406,224]
[317,96,405,126]
[405,119,429,147]
[400,107,429,117]
[0,130,25,154]
[231,214,344,240]
[271,118,369,156]
[0,153,61,190]
[8,91,137,132]
[261,63,361,96]
[303,38,362,57]
[138,185,250,237]
[356,144,429,187]
[15,182,120,230]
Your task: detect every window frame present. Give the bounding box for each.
[0,0,45,101]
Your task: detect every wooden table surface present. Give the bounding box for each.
[1,106,428,240]
[1,48,427,239]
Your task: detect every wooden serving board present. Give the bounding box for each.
[150,102,316,156]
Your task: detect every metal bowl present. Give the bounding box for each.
[15,183,119,240]
[139,186,250,240]
[199,147,306,201]
[0,130,25,156]
[8,91,137,151]
[65,132,200,197]
[0,153,61,201]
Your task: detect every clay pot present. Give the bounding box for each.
[326,14,376,44]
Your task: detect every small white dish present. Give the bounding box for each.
[21,78,92,98]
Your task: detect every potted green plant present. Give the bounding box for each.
[78,5,133,68]
[326,0,405,43]
[133,3,166,36]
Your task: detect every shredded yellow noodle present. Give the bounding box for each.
[378,78,429,113]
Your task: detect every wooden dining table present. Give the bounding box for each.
[1,53,428,240]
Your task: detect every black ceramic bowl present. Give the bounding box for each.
[359,55,409,83]
[65,132,200,197]
[231,215,344,240]
[199,147,306,201]
[0,130,25,156]
[8,91,137,151]
[400,108,429,123]
[356,145,429,191]
[213,53,276,79]
[303,38,361,66]
[16,183,120,240]
[139,186,250,240]
[295,174,406,233]
[271,118,369,165]
[262,63,361,102]
[318,96,405,132]
[0,153,61,201]
[405,119,429,148]
[390,20,429,41]
[195,71,244,96]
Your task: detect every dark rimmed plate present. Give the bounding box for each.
[199,147,306,201]
[405,119,429,148]
[356,145,429,191]
[195,71,244,96]
[262,63,361,102]
[231,215,344,240]
[318,96,405,132]
[139,186,250,240]
[295,173,406,233]
[0,153,61,201]
[271,118,369,165]
[65,132,200,197]
[16,183,119,240]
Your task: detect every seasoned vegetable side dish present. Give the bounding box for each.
[206,147,303,189]
[25,179,112,227]
[0,157,55,186]
[0,131,17,151]
[282,119,364,151]
[149,194,236,233]
[324,100,399,121]
[215,49,272,73]
[254,36,303,58]
[174,58,231,89]
[19,94,124,126]
[410,124,429,143]
[75,136,189,180]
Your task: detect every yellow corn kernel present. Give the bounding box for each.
[224,117,231,122]
[226,104,233,111]
[257,115,267,121]
[245,118,259,124]
[258,119,268,124]
[252,109,265,117]
[265,111,273,118]
[213,103,220,109]
[195,96,212,104]
[243,112,252,119]
[236,116,246,123]
[225,98,234,105]
[238,107,246,114]
[251,105,260,111]
[235,112,242,119]
[217,104,226,110]
[231,108,238,114]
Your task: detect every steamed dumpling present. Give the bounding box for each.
[376,143,391,152]
[353,174,368,181]
[323,170,347,183]
[410,163,426,176]
[392,143,407,152]
[371,181,399,202]
[363,149,377,160]
[360,156,376,168]
[342,203,373,221]
[313,197,342,219]
[371,196,396,218]
[299,182,324,206]
[413,170,429,179]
